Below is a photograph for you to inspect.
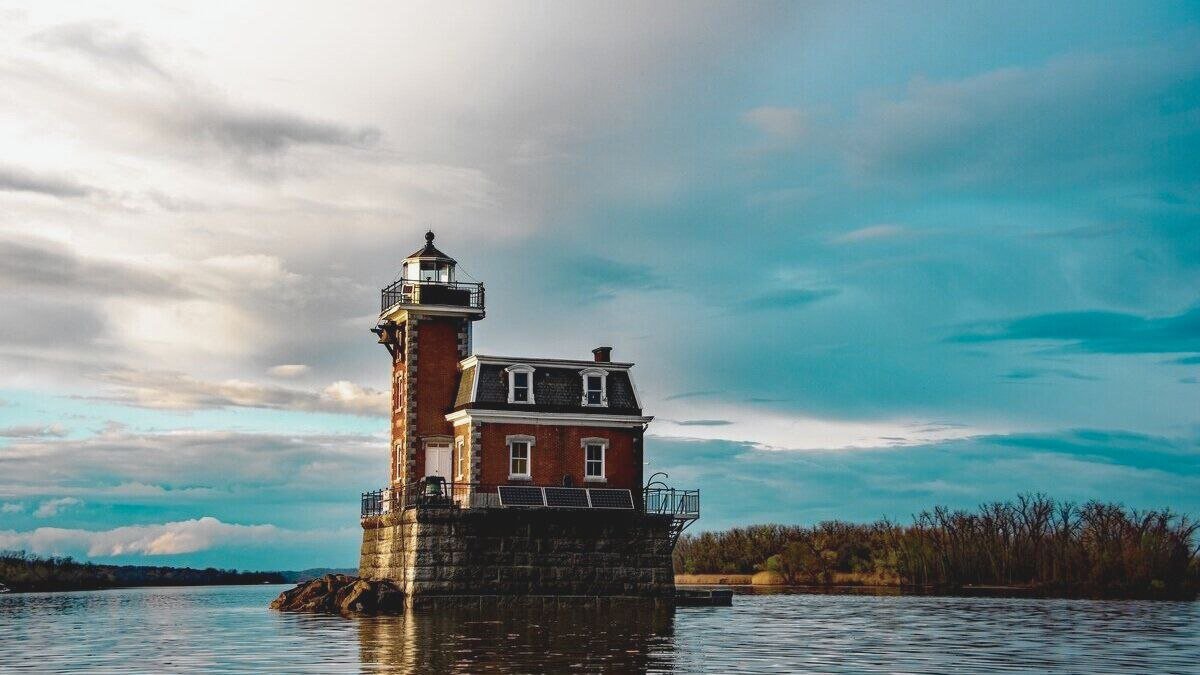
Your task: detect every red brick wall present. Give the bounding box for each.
[392,315,466,485]
[475,423,641,490]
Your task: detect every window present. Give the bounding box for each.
[581,437,607,481]
[505,364,535,404]
[455,437,467,480]
[507,435,534,479]
[579,368,608,407]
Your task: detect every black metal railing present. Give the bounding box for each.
[380,279,484,312]
[643,487,700,521]
[362,481,501,517]
[363,480,702,520]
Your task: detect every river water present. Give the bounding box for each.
[1,585,1198,673]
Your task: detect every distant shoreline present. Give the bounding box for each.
[0,552,354,594]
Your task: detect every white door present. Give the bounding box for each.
[424,442,452,480]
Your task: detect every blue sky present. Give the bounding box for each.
[0,1,1197,570]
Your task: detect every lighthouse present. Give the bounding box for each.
[361,232,698,605]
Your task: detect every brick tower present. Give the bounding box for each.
[373,231,484,487]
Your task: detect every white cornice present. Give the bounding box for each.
[458,354,634,370]
[446,409,653,428]
[380,304,485,322]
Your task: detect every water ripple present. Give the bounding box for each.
[0,586,1197,673]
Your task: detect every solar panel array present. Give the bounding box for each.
[545,487,590,508]
[587,488,635,509]
[497,485,546,507]
[495,486,634,510]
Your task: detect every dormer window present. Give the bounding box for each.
[505,364,535,404]
[580,368,608,407]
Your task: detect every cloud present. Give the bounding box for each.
[741,288,839,311]
[0,427,382,497]
[94,369,387,416]
[845,39,1200,189]
[34,497,81,518]
[0,424,67,438]
[559,255,668,302]
[1003,368,1098,381]
[742,106,806,142]
[674,419,733,427]
[950,304,1200,354]
[0,235,184,297]
[1,502,23,513]
[646,428,1200,531]
[0,165,94,198]
[30,21,167,79]
[664,390,724,401]
[269,364,310,378]
[0,516,279,557]
[832,224,905,244]
[177,105,381,156]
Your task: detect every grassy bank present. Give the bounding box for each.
[0,551,285,592]
[674,495,1200,600]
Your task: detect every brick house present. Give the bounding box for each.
[372,232,656,506]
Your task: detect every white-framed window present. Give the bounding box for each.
[505,364,535,404]
[455,437,467,481]
[580,368,608,407]
[581,437,608,481]
[506,435,534,479]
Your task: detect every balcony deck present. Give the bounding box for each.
[380,279,484,313]
[362,481,699,544]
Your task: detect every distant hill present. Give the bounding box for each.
[0,551,287,593]
[277,568,358,583]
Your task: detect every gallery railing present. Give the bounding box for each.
[379,279,484,312]
[362,480,701,521]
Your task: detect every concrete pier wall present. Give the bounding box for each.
[359,508,676,601]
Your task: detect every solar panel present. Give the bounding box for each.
[587,488,634,509]
[544,487,589,508]
[497,485,545,507]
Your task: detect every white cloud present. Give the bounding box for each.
[653,399,999,451]
[0,428,383,496]
[0,516,279,556]
[268,364,309,378]
[95,368,387,416]
[33,496,81,518]
[1,502,23,513]
[832,224,905,244]
[0,423,67,438]
[742,106,806,142]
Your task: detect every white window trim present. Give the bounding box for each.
[505,364,535,405]
[506,434,535,480]
[454,437,466,481]
[581,437,608,482]
[580,368,609,407]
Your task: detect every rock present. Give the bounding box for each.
[270,574,405,616]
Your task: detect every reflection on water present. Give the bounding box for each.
[1,585,1198,673]
[358,600,674,672]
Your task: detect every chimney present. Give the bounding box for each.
[592,346,612,363]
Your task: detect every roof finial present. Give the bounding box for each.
[425,230,435,243]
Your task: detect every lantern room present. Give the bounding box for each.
[402,231,456,283]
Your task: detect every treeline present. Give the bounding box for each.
[0,551,285,592]
[674,495,1200,599]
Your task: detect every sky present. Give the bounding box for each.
[0,1,1197,570]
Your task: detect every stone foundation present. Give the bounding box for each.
[359,508,676,602]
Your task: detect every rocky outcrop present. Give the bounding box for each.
[269,574,404,615]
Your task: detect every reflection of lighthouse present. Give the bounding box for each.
[356,601,676,671]
[360,231,698,603]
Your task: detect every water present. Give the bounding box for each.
[2,585,1198,673]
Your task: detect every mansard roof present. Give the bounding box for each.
[452,354,642,415]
